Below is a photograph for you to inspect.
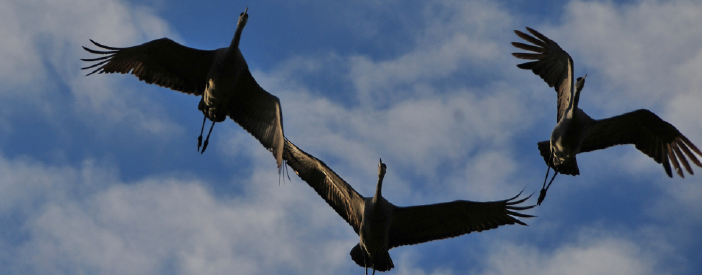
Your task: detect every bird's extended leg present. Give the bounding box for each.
[538,166,558,205]
[363,253,368,275]
[541,166,550,191]
[362,249,370,275]
[201,121,216,154]
[197,114,207,152]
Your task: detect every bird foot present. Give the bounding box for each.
[197,135,203,152]
[201,139,209,154]
[537,188,547,205]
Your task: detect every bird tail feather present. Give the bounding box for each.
[350,244,395,272]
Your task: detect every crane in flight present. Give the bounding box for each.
[283,139,533,274]
[512,27,702,205]
[81,7,284,171]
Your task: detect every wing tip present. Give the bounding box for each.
[504,190,536,226]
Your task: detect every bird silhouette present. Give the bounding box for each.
[512,27,702,205]
[283,139,534,274]
[81,7,284,170]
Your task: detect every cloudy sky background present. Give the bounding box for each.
[1,0,702,274]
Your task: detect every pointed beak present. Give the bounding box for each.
[244,7,248,15]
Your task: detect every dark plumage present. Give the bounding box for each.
[512,27,702,204]
[283,139,533,274]
[81,8,284,170]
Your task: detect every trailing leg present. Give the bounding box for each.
[201,121,216,154]
[538,166,558,205]
[197,114,207,152]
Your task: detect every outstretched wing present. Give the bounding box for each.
[580,109,702,177]
[387,192,534,249]
[229,65,285,169]
[512,27,574,122]
[81,38,216,95]
[282,140,366,233]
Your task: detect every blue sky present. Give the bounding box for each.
[1,0,702,274]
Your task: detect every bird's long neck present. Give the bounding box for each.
[571,81,583,111]
[564,77,584,120]
[229,24,245,51]
[569,76,586,117]
[372,174,385,204]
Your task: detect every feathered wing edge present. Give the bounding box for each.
[282,139,365,233]
[387,191,534,249]
[228,68,285,170]
[579,109,702,178]
[537,109,702,178]
[81,38,215,95]
[512,27,574,122]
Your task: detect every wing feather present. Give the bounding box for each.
[678,137,702,167]
[81,38,216,95]
[673,142,692,175]
[579,109,702,177]
[667,144,682,177]
[282,140,365,233]
[511,42,544,53]
[228,68,285,169]
[387,192,533,249]
[512,27,574,122]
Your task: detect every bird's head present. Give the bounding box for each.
[378,159,387,178]
[373,159,388,201]
[575,74,587,93]
[238,7,249,28]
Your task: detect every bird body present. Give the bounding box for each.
[550,87,595,167]
[199,47,249,122]
[357,199,395,272]
[81,8,285,170]
[282,139,533,273]
[357,163,394,273]
[512,27,702,204]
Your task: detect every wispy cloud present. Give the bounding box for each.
[483,230,665,275]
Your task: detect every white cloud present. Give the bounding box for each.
[0,0,182,137]
[482,230,664,275]
[0,1,46,96]
[348,0,513,107]
[0,151,362,275]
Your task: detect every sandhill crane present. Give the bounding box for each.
[81,8,284,170]
[283,139,533,274]
[512,27,702,205]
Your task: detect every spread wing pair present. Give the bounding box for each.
[283,139,533,273]
[512,27,702,204]
[81,8,284,170]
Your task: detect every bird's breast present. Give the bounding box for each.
[200,65,246,122]
[359,199,393,258]
[551,120,580,164]
[551,115,593,166]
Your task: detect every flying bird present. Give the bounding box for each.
[81,7,284,170]
[283,139,534,274]
[512,27,702,205]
